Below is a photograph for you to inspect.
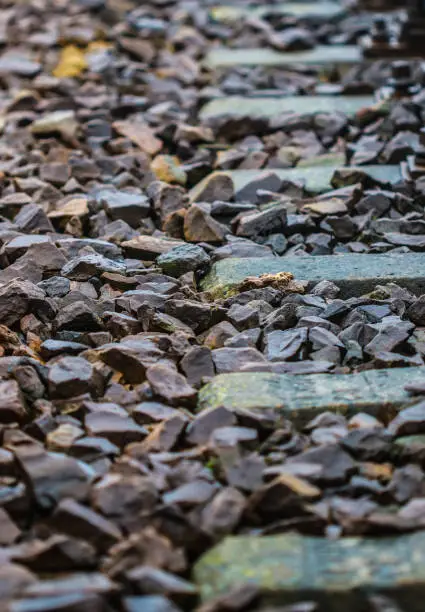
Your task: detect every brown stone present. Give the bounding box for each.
[113,120,162,156]
[184,205,226,243]
[189,172,234,204]
[0,379,27,423]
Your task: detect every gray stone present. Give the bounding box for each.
[200,96,374,122]
[193,166,402,198]
[157,244,210,278]
[38,277,70,298]
[205,45,361,69]
[9,593,105,612]
[10,443,95,511]
[0,279,53,326]
[0,52,41,76]
[210,2,346,22]
[146,364,197,407]
[23,573,117,598]
[263,328,307,361]
[61,253,126,281]
[97,189,151,228]
[197,367,425,426]
[181,346,215,387]
[235,204,287,237]
[212,347,267,374]
[123,596,182,612]
[57,238,121,260]
[193,532,425,610]
[200,253,425,300]
[48,356,102,399]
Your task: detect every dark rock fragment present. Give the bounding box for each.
[157,244,210,278]
[0,380,27,423]
[9,442,95,510]
[48,356,103,399]
[51,498,122,553]
[180,347,215,387]
[147,364,196,407]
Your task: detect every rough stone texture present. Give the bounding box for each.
[200,96,374,121]
[192,166,401,198]
[197,367,425,426]
[193,532,425,610]
[211,2,346,21]
[205,45,362,68]
[200,253,425,299]
[157,244,210,278]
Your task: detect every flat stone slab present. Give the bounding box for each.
[193,532,425,610]
[200,95,373,122]
[205,46,362,69]
[200,252,425,299]
[197,368,425,425]
[226,165,401,195]
[210,2,346,21]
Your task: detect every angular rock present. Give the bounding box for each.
[157,244,210,278]
[388,401,425,437]
[10,442,95,510]
[55,301,103,332]
[122,236,184,260]
[186,406,235,446]
[94,338,165,384]
[85,411,147,447]
[97,189,151,228]
[125,566,197,606]
[31,111,79,141]
[138,414,188,453]
[61,253,126,281]
[263,328,307,362]
[180,346,215,387]
[408,295,425,326]
[235,205,287,238]
[0,379,27,423]
[184,205,226,243]
[13,206,53,236]
[91,475,158,529]
[146,364,197,407]
[13,534,97,572]
[189,173,234,204]
[0,279,51,327]
[48,356,102,399]
[51,498,122,553]
[212,347,267,374]
[287,444,356,485]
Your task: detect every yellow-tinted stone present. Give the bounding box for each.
[151,155,187,185]
[53,45,87,78]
